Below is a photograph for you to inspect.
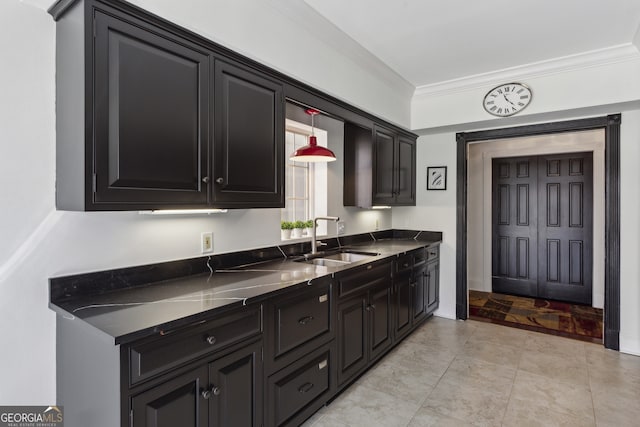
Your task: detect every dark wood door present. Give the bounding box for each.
[208,340,263,427]
[336,294,368,385]
[213,60,284,208]
[492,156,539,297]
[131,365,208,427]
[93,11,209,208]
[537,153,593,304]
[395,136,416,205]
[368,285,392,361]
[426,261,439,315]
[372,126,396,205]
[492,153,593,304]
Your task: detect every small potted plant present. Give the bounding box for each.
[280,221,293,240]
[304,220,314,237]
[291,220,305,239]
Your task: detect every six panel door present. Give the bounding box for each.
[492,153,593,305]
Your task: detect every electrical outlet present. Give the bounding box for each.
[201,232,213,253]
[337,221,345,235]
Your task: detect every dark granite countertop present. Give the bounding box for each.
[49,231,441,345]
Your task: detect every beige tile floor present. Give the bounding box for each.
[302,317,640,427]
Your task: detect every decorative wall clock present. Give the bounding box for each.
[483,82,532,117]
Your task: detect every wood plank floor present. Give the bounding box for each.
[468,290,603,343]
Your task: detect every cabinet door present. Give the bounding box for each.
[395,136,416,205]
[131,365,208,427]
[368,285,393,362]
[208,340,263,427]
[213,60,284,208]
[394,271,413,341]
[426,261,440,315]
[336,294,368,385]
[412,268,428,325]
[93,11,209,208]
[372,126,396,205]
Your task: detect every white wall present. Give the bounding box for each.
[393,110,640,356]
[0,0,399,405]
[128,0,413,129]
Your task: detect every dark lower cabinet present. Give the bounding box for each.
[265,343,335,427]
[426,260,440,315]
[131,365,208,427]
[336,260,394,386]
[130,339,262,427]
[393,270,413,341]
[413,266,428,324]
[369,285,393,361]
[208,340,263,427]
[336,294,368,385]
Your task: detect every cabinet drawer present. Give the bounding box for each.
[266,279,333,374]
[336,261,392,298]
[267,344,333,427]
[128,306,261,385]
[274,283,331,357]
[396,254,412,273]
[426,245,439,261]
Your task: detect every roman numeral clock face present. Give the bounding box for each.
[483,83,532,117]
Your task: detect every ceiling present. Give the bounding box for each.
[304,0,640,88]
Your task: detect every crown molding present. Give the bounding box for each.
[20,0,55,11]
[414,44,640,98]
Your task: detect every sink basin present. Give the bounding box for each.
[323,252,377,262]
[295,250,379,267]
[305,258,352,267]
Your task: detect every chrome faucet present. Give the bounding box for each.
[311,216,340,254]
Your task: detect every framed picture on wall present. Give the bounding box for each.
[427,166,447,190]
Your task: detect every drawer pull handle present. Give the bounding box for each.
[367,265,372,270]
[206,336,217,345]
[365,304,376,311]
[403,263,409,268]
[298,316,314,325]
[429,251,437,257]
[201,386,220,399]
[298,382,314,393]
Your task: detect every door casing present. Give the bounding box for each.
[456,114,621,350]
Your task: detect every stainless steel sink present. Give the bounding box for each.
[295,250,379,267]
[305,258,352,267]
[322,252,377,262]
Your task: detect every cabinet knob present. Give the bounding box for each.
[206,335,217,345]
[202,176,210,183]
[201,385,221,399]
[366,265,372,270]
[215,177,224,184]
[366,304,376,311]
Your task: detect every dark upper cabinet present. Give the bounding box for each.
[373,126,396,204]
[213,60,284,207]
[373,126,416,206]
[344,122,416,207]
[92,11,210,207]
[54,1,283,211]
[395,136,417,205]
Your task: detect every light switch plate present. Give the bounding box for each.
[337,221,345,235]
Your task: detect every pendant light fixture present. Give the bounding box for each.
[289,108,337,162]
